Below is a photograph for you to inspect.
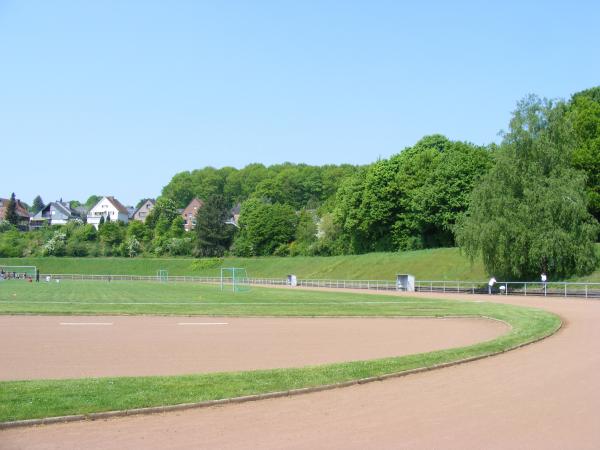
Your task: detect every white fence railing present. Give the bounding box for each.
[414,280,600,298]
[34,274,600,299]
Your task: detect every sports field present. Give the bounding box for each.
[0,280,559,427]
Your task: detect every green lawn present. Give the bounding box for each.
[0,248,487,280]
[0,280,560,423]
[2,245,599,282]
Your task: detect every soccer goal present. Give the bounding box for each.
[220,267,251,292]
[0,265,37,280]
[157,269,168,283]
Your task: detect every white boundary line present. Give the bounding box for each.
[177,322,228,326]
[59,322,113,326]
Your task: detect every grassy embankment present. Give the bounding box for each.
[0,248,488,280]
[2,245,599,281]
[0,281,560,423]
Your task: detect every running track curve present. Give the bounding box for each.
[2,293,600,449]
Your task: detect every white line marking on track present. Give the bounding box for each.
[177,322,229,326]
[60,322,113,326]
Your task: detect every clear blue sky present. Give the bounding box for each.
[1,1,599,206]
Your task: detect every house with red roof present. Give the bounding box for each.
[0,197,30,230]
[181,198,204,232]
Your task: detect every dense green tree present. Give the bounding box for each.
[98,221,125,256]
[332,167,370,252]
[169,216,185,238]
[4,193,20,226]
[160,172,195,208]
[224,163,268,202]
[455,95,599,280]
[233,199,297,256]
[126,220,149,242]
[194,194,233,257]
[289,210,318,255]
[334,136,491,252]
[391,137,493,249]
[145,198,179,230]
[567,87,600,224]
[32,195,45,214]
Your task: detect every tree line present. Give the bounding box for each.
[1,87,599,280]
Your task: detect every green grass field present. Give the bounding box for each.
[2,249,487,280]
[2,245,599,282]
[0,280,561,423]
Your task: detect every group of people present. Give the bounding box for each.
[0,269,39,282]
[487,273,548,294]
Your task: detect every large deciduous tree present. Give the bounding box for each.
[334,135,492,252]
[455,95,599,280]
[233,199,297,256]
[567,87,600,224]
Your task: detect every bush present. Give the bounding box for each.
[190,258,223,271]
[42,231,67,256]
[65,241,89,257]
[0,221,15,233]
[0,231,26,257]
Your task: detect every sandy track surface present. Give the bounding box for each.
[3,294,600,449]
[0,315,506,381]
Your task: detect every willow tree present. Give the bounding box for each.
[455,95,599,280]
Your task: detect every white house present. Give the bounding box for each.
[87,196,129,229]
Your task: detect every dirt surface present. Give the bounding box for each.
[0,315,506,381]
[3,293,600,449]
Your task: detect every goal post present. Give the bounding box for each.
[220,267,251,292]
[157,269,168,283]
[0,265,38,280]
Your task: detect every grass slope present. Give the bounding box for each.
[4,245,599,281]
[0,281,560,422]
[0,248,487,281]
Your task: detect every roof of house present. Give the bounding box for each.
[132,198,156,217]
[95,196,129,214]
[0,198,30,219]
[182,198,204,214]
[32,201,78,219]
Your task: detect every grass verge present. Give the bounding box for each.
[0,281,561,423]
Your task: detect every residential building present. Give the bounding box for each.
[86,196,129,229]
[132,199,155,223]
[0,197,30,230]
[30,201,82,229]
[226,203,241,227]
[181,198,203,232]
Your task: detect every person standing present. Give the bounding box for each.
[541,272,547,295]
[488,277,497,295]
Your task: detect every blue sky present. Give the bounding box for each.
[1,1,599,206]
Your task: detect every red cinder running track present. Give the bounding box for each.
[2,293,600,449]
